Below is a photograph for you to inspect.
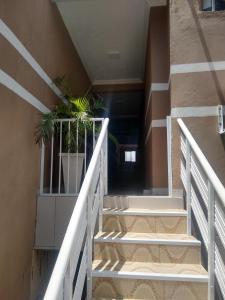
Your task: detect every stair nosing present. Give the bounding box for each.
[103,208,187,217]
[94,235,201,246]
[92,269,208,282]
[105,195,183,199]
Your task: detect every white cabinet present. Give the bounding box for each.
[35,196,77,249]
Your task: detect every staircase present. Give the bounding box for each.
[92,195,208,300]
[44,119,225,300]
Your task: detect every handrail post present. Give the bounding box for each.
[208,181,215,300]
[167,116,172,196]
[99,148,104,233]
[186,140,192,235]
[104,131,108,195]
[64,263,72,300]
[86,194,92,300]
[40,139,45,194]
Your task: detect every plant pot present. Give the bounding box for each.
[61,153,85,194]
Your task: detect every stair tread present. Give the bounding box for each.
[95,231,198,241]
[95,231,199,243]
[92,260,208,277]
[93,298,139,300]
[103,208,187,216]
[105,195,183,199]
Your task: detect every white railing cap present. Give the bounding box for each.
[53,117,104,122]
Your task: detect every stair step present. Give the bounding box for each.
[92,260,208,282]
[104,195,184,210]
[93,277,208,300]
[103,208,187,216]
[103,213,187,234]
[93,261,208,299]
[95,232,200,245]
[94,232,201,264]
[93,298,137,300]
[94,195,207,299]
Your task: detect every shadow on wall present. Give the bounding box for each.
[188,0,225,105]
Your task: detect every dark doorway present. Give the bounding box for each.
[98,90,145,194]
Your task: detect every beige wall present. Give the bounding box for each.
[144,5,170,190]
[30,251,58,300]
[145,0,225,192]
[170,0,225,108]
[0,1,90,299]
[170,0,225,107]
[170,0,225,190]
[172,117,225,189]
[146,128,168,188]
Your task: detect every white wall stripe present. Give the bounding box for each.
[145,119,167,144]
[145,81,170,124]
[0,19,65,102]
[0,69,50,113]
[171,61,225,75]
[152,119,167,127]
[151,82,170,91]
[146,0,167,7]
[171,106,218,118]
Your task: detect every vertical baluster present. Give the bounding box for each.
[93,120,95,151]
[212,0,215,11]
[64,262,72,300]
[40,139,45,194]
[167,116,172,196]
[67,121,71,194]
[208,181,215,300]
[50,124,54,194]
[58,121,62,194]
[76,120,79,194]
[186,139,192,235]
[99,149,104,233]
[86,193,92,300]
[84,125,87,174]
[104,122,108,195]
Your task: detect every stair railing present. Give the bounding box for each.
[40,118,105,196]
[43,118,109,300]
[178,118,225,300]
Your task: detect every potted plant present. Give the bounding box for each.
[35,77,107,193]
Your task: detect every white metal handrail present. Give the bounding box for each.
[40,117,104,196]
[178,118,225,300]
[44,118,109,300]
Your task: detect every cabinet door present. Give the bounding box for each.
[55,197,77,248]
[35,196,55,248]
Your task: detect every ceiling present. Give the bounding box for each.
[56,0,151,84]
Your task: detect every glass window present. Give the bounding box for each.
[202,0,225,11]
[125,151,136,163]
[216,0,225,10]
[203,0,212,10]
